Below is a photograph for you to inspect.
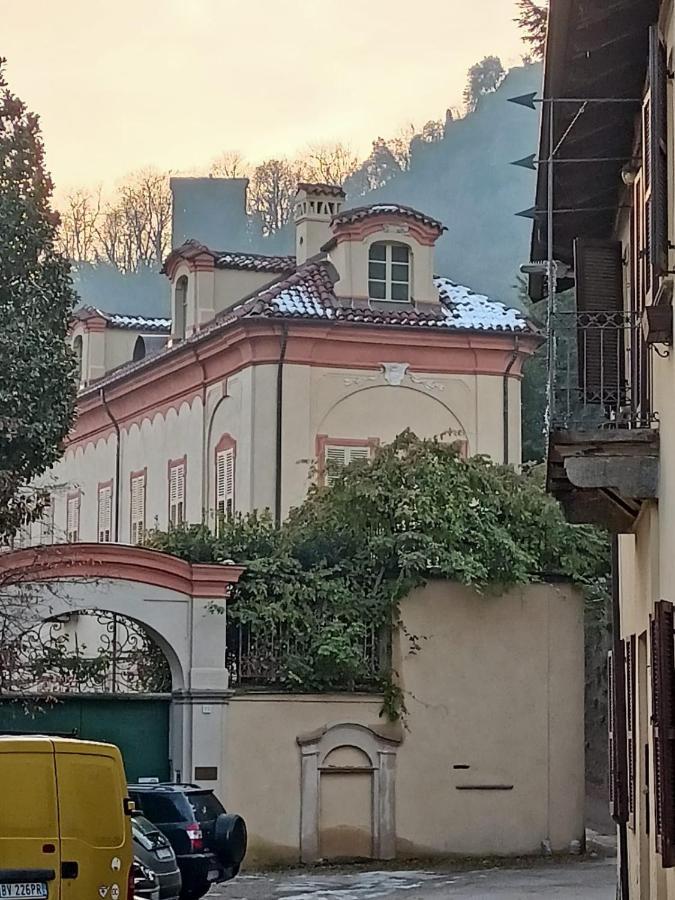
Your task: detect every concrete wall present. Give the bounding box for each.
[223,580,584,865]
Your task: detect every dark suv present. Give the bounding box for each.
[128,784,247,900]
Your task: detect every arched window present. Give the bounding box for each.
[368,242,410,302]
[72,335,83,382]
[174,275,188,340]
[132,336,146,362]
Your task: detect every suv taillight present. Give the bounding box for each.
[186,823,203,852]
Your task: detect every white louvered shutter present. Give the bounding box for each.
[216,449,235,531]
[39,499,54,545]
[66,496,80,542]
[325,444,370,485]
[98,485,112,542]
[130,474,146,544]
[169,463,185,527]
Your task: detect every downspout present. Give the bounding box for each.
[100,387,121,542]
[192,349,208,519]
[275,324,289,527]
[503,337,520,465]
[611,535,630,900]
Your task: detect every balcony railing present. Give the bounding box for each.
[549,308,654,432]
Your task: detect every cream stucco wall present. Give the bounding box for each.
[37,360,521,544]
[222,580,584,866]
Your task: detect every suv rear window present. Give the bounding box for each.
[187,792,225,823]
[132,792,191,823]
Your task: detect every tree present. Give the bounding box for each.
[248,158,300,234]
[96,169,171,272]
[57,187,101,263]
[515,0,548,60]
[210,150,249,179]
[0,57,77,544]
[147,432,608,707]
[302,142,359,186]
[463,56,506,113]
[346,137,403,195]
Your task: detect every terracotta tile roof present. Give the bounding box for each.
[230,262,532,333]
[296,182,346,198]
[215,251,296,273]
[331,204,445,232]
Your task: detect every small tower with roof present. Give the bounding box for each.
[294,183,346,264]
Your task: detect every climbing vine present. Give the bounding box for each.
[146,431,608,719]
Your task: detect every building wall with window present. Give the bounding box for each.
[35,186,536,547]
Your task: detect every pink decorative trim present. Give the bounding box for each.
[0,544,244,599]
[332,217,439,247]
[98,479,113,491]
[63,323,537,454]
[315,435,380,485]
[214,433,236,456]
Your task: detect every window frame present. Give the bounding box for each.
[174,275,189,341]
[214,435,236,534]
[66,491,81,543]
[168,456,187,528]
[129,469,147,545]
[97,480,113,543]
[315,435,379,486]
[368,241,411,302]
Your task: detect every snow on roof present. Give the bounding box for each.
[331,204,445,232]
[434,278,530,331]
[215,251,296,273]
[106,313,171,332]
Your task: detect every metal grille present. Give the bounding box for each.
[0,611,172,695]
[226,619,388,690]
[549,308,653,431]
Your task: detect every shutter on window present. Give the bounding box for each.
[626,636,636,829]
[98,486,112,542]
[66,497,79,542]
[608,648,629,824]
[649,26,669,278]
[216,450,235,523]
[573,239,625,406]
[169,464,185,526]
[651,600,675,865]
[130,475,145,544]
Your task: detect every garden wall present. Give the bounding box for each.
[221,579,584,865]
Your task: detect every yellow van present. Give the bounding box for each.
[0,736,133,900]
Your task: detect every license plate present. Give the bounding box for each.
[156,848,172,860]
[0,886,48,899]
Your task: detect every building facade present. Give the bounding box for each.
[28,183,537,546]
[532,1,675,897]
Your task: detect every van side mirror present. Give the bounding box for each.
[123,798,136,816]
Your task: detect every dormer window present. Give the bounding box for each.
[368,242,410,302]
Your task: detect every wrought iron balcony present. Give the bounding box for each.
[547,307,659,532]
[549,308,653,432]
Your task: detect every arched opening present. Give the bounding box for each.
[174,275,188,341]
[368,242,411,302]
[0,610,174,781]
[133,335,146,362]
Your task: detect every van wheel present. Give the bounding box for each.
[180,885,209,900]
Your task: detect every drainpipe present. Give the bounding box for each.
[100,387,121,542]
[611,535,630,900]
[275,324,289,527]
[192,349,208,519]
[503,337,520,465]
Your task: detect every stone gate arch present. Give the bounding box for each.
[1,543,243,793]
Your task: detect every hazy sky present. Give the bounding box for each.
[4,1,526,193]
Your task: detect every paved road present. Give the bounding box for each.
[213,859,615,899]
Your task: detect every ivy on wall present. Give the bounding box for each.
[146,431,609,719]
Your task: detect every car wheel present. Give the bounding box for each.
[179,886,209,900]
[213,814,247,867]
